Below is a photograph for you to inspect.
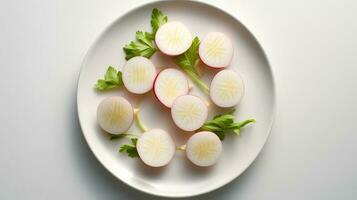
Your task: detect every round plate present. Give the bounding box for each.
[77,0,275,198]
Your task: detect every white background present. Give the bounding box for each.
[1,0,356,199]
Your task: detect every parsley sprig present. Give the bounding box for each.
[110,133,138,140]
[151,8,168,35]
[119,138,139,158]
[175,37,210,94]
[200,109,256,140]
[95,66,123,91]
[123,31,156,60]
[123,8,168,60]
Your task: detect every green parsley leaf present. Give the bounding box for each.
[119,138,139,158]
[136,31,155,46]
[110,133,138,140]
[95,66,123,91]
[123,8,168,60]
[175,37,210,94]
[151,8,168,34]
[200,110,256,140]
[123,31,156,60]
[176,37,200,75]
[131,138,138,145]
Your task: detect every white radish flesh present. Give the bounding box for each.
[210,69,244,107]
[153,68,189,107]
[171,95,208,131]
[186,131,222,167]
[122,56,156,94]
[97,96,134,135]
[155,21,193,56]
[199,32,233,68]
[136,129,175,167]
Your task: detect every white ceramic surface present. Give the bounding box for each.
[77,0,275,197]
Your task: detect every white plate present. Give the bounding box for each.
[77,0,275,198]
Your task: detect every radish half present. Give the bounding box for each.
[171,95,208,131]
[199,32,233,68]
[186,131,222,167]
[210,69,244,107]
[97,96,134,135]
[153,68,189,107]
[136,129,175,167]
[122,56,156,94]
[155,21,193,56]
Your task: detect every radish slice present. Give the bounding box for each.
[210,69,244,107]
[186,131,222,167]
[153,68,189,107]
[171,95,208,131]
[136,129,175,167]
[155,21,193,56]
[122,56,156,94]
[97,96,134,135]
[199,32,233,68]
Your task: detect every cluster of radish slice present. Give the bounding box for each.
[96,21,246,167]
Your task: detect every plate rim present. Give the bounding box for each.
[76,0,276,197]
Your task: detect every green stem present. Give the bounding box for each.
[176,144,186,151]
[134,108,148,132]
[185,69,209,95]
[110,132,138,140]
[122,133,138,138]
[236,119,256,129]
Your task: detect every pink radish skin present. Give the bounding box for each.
[155,22,193,56]
[136,129,176,167]
[199,54,233,69]
[210,69,245,108]
[199,32,234,68]
[171,95,208,132]
[153,68,189,108]
[96,96,134,135]
[186,131,222,167]
[122,56,157,94]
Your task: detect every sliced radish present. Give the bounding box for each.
[122,56,156,94]
[186,131,222,167]
[136,129,175,167]
[199,32,233,68]
[153,68,189,107]
[97,96,134,135]
[210,69,244,107]
[155,21,193,56]
[171,95,208,131]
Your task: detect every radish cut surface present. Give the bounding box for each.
[153,68,189,107]
[210,69,244,108]
[199,32,233,68]
[97,96,134,135]
[155,22,192,56]
[186,131,222,167]
[137,129,175,167]
[171,95,208,131]
[122,56,156,94]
